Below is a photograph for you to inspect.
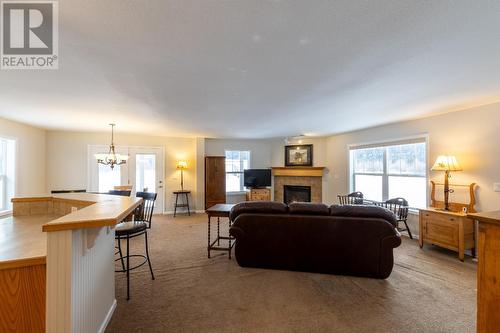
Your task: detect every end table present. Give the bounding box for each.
[173,190,191,217]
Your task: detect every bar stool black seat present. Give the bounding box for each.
[108,190,131,197]
[115,191,157,300]
[51,189,87,193]
[116,221,148,235]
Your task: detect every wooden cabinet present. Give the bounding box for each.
[419,208,475,261]
[468,211,500,333]
[205,156,226,210]
[0,264,46,332]
[246,188,271,201]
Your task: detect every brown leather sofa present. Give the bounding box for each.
[229,202,401,279]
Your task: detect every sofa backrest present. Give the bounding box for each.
[229,201,288,221]
[288,202,330,216]
[230,201,398,228]
[329,204,397,228]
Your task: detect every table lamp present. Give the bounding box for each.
[431,155,462,211]
[176,160,187,190]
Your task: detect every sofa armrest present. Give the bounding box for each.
[381,233,402,249]
[378,233,402,279]
[229,226,246,239]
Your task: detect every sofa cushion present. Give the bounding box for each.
[330,204,397,227]
[288,202,330,216]
[230,201,288,221]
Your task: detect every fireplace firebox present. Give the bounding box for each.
[283,185,311,204]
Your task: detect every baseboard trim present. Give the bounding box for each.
[98,299,117,333]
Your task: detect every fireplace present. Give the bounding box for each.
[283,185,311,204]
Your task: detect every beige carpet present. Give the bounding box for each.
[106,213,476,333]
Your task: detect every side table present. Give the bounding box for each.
[173,190,191,217]
[206,204,235,259]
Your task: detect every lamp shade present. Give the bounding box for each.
[431,155,462,171]
[176,160,187,169]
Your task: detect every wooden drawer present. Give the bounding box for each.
[246,188,271,201]
[425,220,459,249]
[421,211,459,249]
[251,189,268,196]
[420,208,476,261]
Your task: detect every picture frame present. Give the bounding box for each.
[285,144,313,167]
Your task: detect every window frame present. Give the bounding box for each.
[224,150,251,194]
[0,136,17,215]
[348,136,429,210]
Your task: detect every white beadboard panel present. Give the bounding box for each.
[71,227,115,333]
[46,230,73,333]
[46,226,116,333]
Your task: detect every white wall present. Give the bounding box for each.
[205,138,277,168]
[46,131,198,212]
[195,138,206,210]
[0,117,46,197]
[324,102,500,212]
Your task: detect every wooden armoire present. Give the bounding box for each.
[204,156,226,209]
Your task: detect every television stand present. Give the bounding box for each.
[246,188,271,201]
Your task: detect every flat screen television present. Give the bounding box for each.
[244,169,271,188]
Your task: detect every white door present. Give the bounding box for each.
[128,147,164,214]
[88,145,164,214]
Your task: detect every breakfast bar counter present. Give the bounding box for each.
[0,193,142,333]
[0,214,60,269]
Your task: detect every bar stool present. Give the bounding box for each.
[115,192,157,300]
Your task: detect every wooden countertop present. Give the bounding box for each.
[0,214,60,270]
[2,193,143,270]
[468,211,500,226]
[41,193,142,232]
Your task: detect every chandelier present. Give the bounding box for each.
[95,124,128,169]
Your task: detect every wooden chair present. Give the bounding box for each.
[376,197,412,239]
[115,191,157,300]
[338,192,364,205]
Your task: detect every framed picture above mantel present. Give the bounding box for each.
[285,144,313,167]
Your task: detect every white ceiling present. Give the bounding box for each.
[1,0,500,138]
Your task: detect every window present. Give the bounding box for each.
[0,138,16,213]
[98,163,121,193]
[136,154,156,192]
[349,139,427,208]
[225,150,250,192]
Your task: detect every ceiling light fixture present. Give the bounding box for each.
[284,135,306,145]
[95,123,128,170]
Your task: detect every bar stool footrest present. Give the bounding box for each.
[115,254,148,273]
